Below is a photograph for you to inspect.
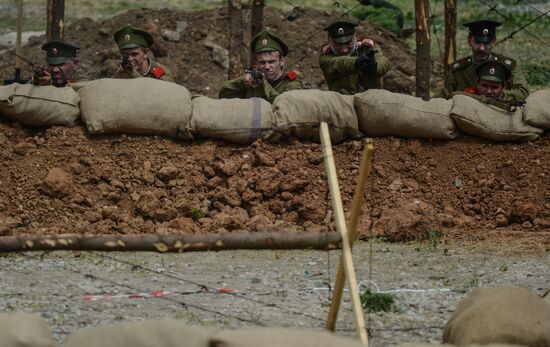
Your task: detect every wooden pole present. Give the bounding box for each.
[415,0,431,100]
[0,232,341,253]
[326,140,374,332]
[46,0,65,41]
[320,122,368,346]
[228,0,245,79]
[250,0,265,66]
[444,0,457,75]
[15,0,23,72]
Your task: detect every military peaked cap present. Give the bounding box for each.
[114,25,154,49]
[251,30,289,56]
[41,40,79,65]
[463,20,502,44]
[476,60,511,83]
[324,18,358,43]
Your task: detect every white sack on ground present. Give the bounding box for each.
[0,312,56,347]
[354,89,458,140]
[443,287,550,347]
[78,78,192,139]
[451,94,543,141]
[210,328,366,347]
[64,320,214,347]
[0,83,80,127]
[523,89,550,129]
[189,96,273,144]
[271,89,359,144]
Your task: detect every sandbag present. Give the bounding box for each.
[523,89,550,129]
[0,312,56,347]
[210,328,365,347]
[64,320,214,347]
[443,287,550,347]
[78,78,192,139]
[354,89,458,139]
[451,94,543,141]
[271,89,359,144]
[0,83,80,127]
[189,96,273,144]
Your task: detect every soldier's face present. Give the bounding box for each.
[468,35,495,61]
[256,51,285,82]
[329,36,354,55]
[121,47,149,69]
[47,58,78,85]
[477,79,504,99]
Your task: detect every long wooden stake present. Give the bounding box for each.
[326,140,374,331]
[320,122,368,346]
[415,0,431,100]
[46,0,64,41]
[0,232,341,253]
[444,0,457,76]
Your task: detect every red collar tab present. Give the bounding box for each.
[150,66,166,79]
[286,70,298,80]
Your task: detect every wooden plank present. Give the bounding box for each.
[326,140,374,331]
[320,122,368,346]
[228,0,245,79]
[415,0,431,100]
[444,0,457,75]
[47,0,65,40]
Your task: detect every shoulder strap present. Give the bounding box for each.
[450,56,473,71]
[286,70,299,81]
[492,53,517,70]
[150,65,166,79]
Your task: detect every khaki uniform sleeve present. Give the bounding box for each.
[219,76,248,99]
[319,54,357,79]
[374,48,390,77]
[503,64,529,101]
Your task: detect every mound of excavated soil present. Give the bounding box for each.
[1,119,549,246]
[0,6,442,96]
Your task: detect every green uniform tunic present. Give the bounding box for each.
[114,57,174,82]
[219,71,303,103]
[30,69,88,87]
[319,39,390,95]
[440,53,529,101]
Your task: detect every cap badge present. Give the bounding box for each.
[454,63,459,68]
[124,34,131,41]
[489,67,495,75]
[262,38,268,45]
[51,48,58,55]
[337,27,344,35]
[505,59,511,65]
[483,28,489,35]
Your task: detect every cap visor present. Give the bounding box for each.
[119,43,142,50]
[333,34,354,44]
[46,56,68,65]
[255,47,280,54]
[473,35,494,44]
[480,76,503,83]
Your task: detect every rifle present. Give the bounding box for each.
[121,55,132,71]
[245,68,264,81]
[356,45,378,91]
[4,49,45,85]
[452,91,526,112]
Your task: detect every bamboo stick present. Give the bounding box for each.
[319,122,368,346]
[0,232,341,253]
[326,140,374,331]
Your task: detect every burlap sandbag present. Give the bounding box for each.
[271,89,359,144]
[354,89,458,139]
[523,89,550,129]
[64,320,214,347]
[78,78,192,139]
[451,94,543,141]
[210,328,365,347]
[0,83,80,127]
[189,96,273,144]
[443,287,550,347]
[0,312,56,347]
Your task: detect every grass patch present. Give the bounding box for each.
[360,289,395,313]
[522,62,550,87]
[189,208,203,222]
[351,7,402,34]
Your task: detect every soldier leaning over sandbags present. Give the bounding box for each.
[219,30,303,103]
[440,20,529,101]
[112,25,174,82]
[319,18,390,95]
[32,40,88,87]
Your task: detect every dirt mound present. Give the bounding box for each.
[0,6,441,96]
[0,119,549,246]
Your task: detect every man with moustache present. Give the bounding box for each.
[219,30,303,103]
[32,40,87,87]
[440,19,528,101]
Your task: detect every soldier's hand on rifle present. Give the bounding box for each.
[244,69,264,89]
[355,48,378,74]
[32,69,51,86]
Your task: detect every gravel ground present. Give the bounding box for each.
[1,241,549,347]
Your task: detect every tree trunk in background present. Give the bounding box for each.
[47,0,65,40]
[228,0,245,79]
[415,0,431,100]
[444,0,457,76]
[250,0,265,66]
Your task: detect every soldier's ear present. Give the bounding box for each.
[72,58,80,66]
